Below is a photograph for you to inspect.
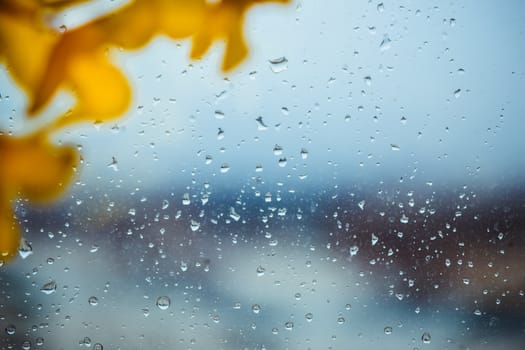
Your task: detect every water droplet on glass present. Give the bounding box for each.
[349,245,359,256]
[358,200,365,210]
[79,337,91,347]
[380,34,392,51]
[93,343,104,350]
[182,193,191,205]
[18,238,33,259]
[454,88,461,98]
[36,337,44,346]
[88,296,98,306]
[364,76,372,86]
[384,326,393,335]
[337,316,345,324]
[217,127,225,140]
[252,304,261,314]
[269,56,288,73]
[300,148,309,159]
[220,163,230,173]
[190,220,200,232]
[256,265,266,276]
[473,309,482,316]
[421,332,431,344]
[255,116,268,131]
[214,110,225,119]
[22,340,31,350]
[284,321,294,330]
[40,280,57,295]
[229,207,241,222]
[161,200,169,210]
[107,157,118,171]
[390,144,400,151]
[371,233,379,246]
[278,158,287,167]
[5,324,16,335]
[156,296,171,310]
[273,144,283,156]
[305,313,313,322]
[377,2,384,12]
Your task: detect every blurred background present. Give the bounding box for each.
[1,0,524,349]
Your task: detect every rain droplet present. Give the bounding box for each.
[377,2,384,12]
[390,144,400,151]
[305,313,313,322]
[18,238,33,259]
[364,76,372,86]
[79,337,91,347]
[421,332,431,344]
[161,200,169,210]
[256,265,266,276]
[229,207,241,222]
[278,158,287,167]
[269,56,288,73]
[300,148,309,159]
[255,116,268,131]
[40,280,57,295]
[182,193,191,206]
[358,200,365,210]
[190,220,200,232]
[22,340,31,350]
[156,296,171,310]
[93,343,104,350]
[214,110,225,119]
[384,326,393,335]
[454,88,461,98]
[220,163,230,173]
[380,34,392,51]
[273,144,283,156]
[107,157,118,171]
[284,321,294,330]
[5,324,16,335]
[217,127,225,140]
[349,245,359,256]
[252,304,261,314]
[337,316,345,324]
[88,296,98,306]
[371,233,379,246]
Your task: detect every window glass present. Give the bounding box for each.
[1,1,524,349]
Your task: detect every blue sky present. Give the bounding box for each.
[1,0,524,192]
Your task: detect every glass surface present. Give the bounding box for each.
[1,1,524,349]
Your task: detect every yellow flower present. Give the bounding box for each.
[0,132,79,262]
[0,0,290,263]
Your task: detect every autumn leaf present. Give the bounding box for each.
[0,132,79,261]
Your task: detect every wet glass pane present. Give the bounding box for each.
[1,1,524,349]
